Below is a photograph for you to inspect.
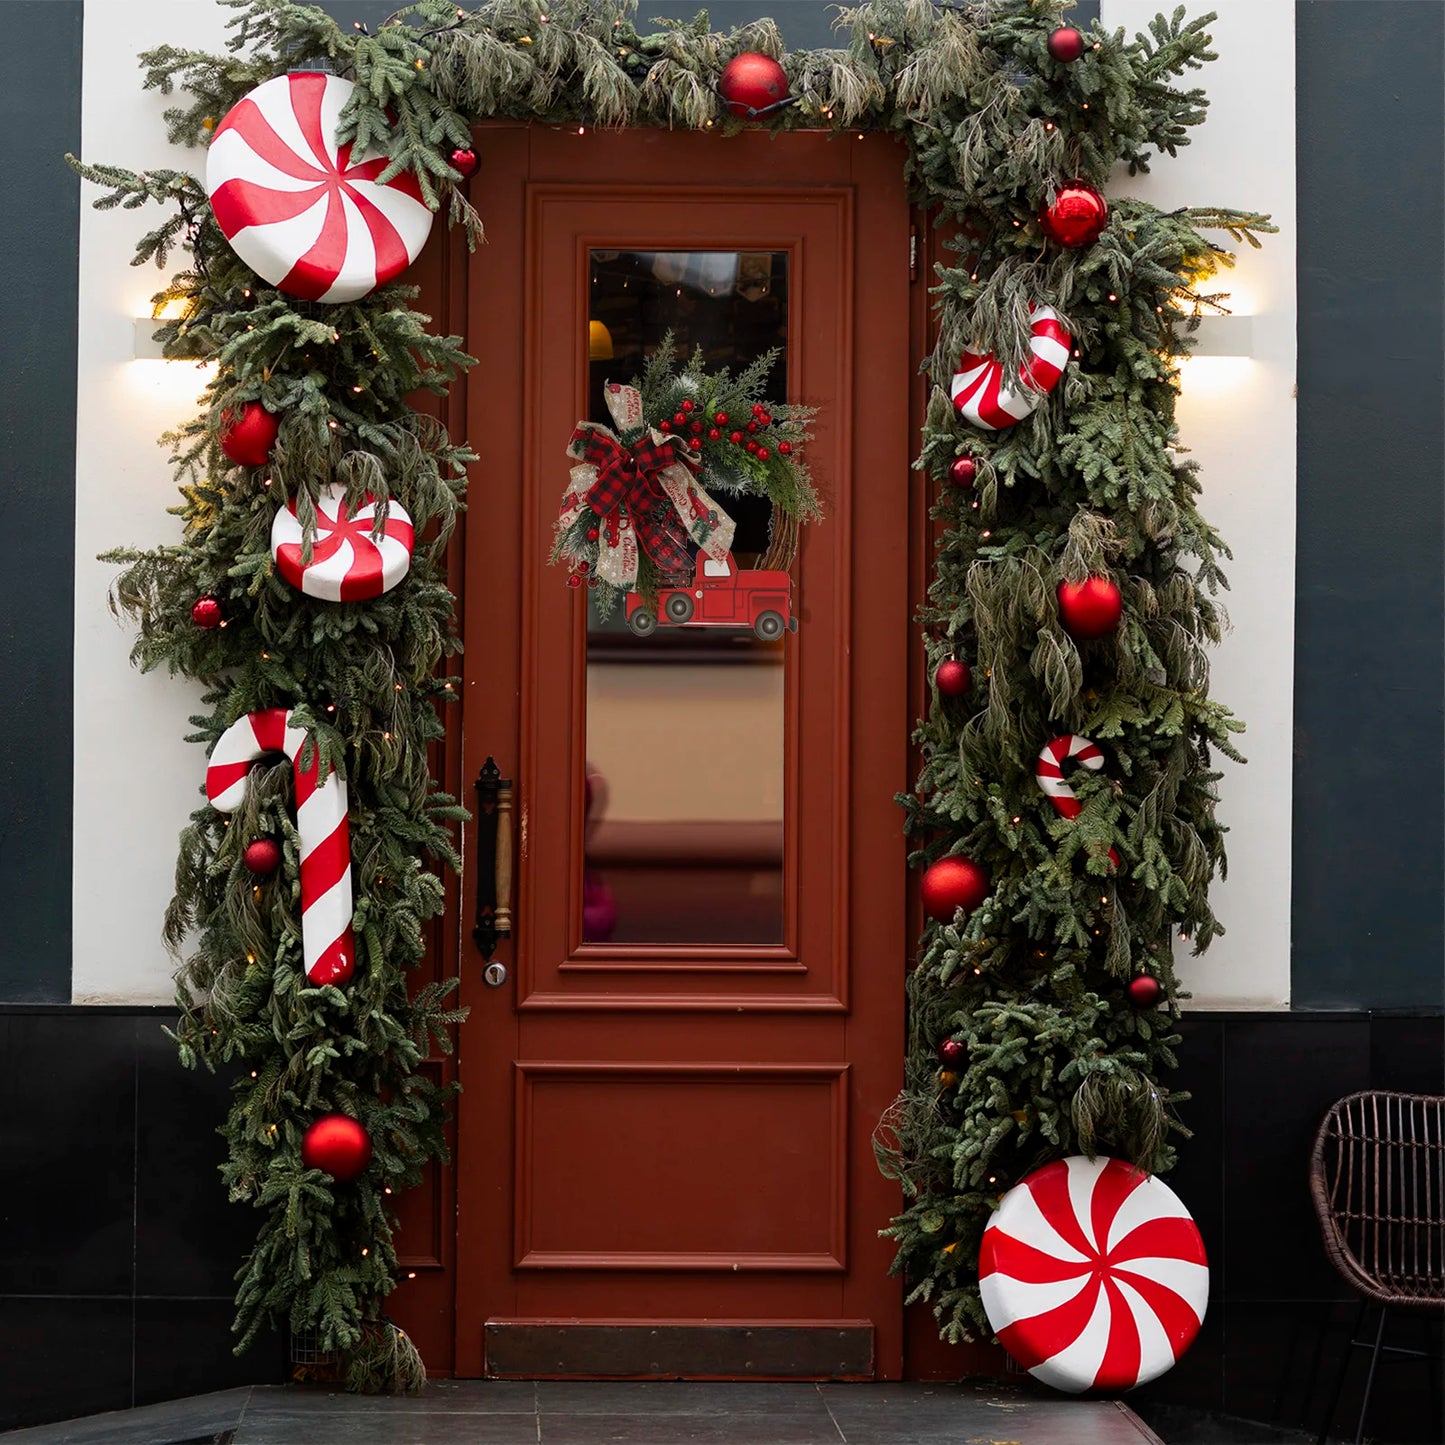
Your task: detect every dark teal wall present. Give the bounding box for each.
[0,3,82,1002]
[1293,0,1445,1009]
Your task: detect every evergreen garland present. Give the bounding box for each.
[71,0,1271,1381]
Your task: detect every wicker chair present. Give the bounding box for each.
[1309,1090,1445,1445]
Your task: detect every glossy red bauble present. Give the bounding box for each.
[219,402,278,468]
[719,52,790,117]
[1127,974,1163,1009]
[301,1113,372,1182]
[935,659,973,698]
[191,596,223,630]
[449,146,479,179]
[1047,26,1086,62]
[778,441,792,455]
[1057,576,1123,640]
[921,856,990,923]
[1040,181,1109,249]
[947,455,978,488]
[937,1037,968,1069]
[243,837,283,876]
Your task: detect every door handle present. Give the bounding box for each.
[472,757,514,961]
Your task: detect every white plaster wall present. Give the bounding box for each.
[74,1,1295,1005]
[73,2,231,1002]
[1103,0,1298,1007]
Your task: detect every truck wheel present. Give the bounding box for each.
[628,608,657,637]
[754,610,785,641]
[664,592,695,624]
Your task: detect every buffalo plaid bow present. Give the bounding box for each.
[571,425,693,576]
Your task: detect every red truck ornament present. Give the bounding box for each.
[625,551,796,640]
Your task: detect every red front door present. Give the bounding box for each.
[441,125,912,1378]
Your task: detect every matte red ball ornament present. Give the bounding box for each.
[191,596,223,630]
[1040,181,1109,249]
[921,857,990,923]
[1057,576,1123,640]
[301,1113,372,1182]
[1047,26,1086,62]
[219,403,278,468]
[935,659,973,698]
[947,455,978,488]
[1127,974,1163,1009]
[719,51,790,116]
[243,837,283,876]
[937,1037,968,1069]
[449,146,479,179]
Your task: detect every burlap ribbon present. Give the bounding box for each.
[558,382,735,586]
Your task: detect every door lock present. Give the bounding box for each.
[483,961,508,988]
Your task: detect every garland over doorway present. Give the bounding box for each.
[71,0,1270,1388]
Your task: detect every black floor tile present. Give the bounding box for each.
[247,1381,537,1414]
[236,1411,539,1444]
[0,1013,138,1296]
[538,1382,825,1416]
[540,1413,841,1445]
[0,1295,134,1433]
[0,1388,252,1444]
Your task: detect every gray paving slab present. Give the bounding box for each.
[0,1387,252,1444]
[539,1413,842,1445]
[536,1383,831,1416]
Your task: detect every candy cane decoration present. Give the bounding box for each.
[1037,733,1120,867]
[951,304,1072,431]
[979,1156,1209,1393]
[206,709,355,986]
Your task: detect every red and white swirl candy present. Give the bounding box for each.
[951,305,1071,430]
[207,709,355,987]
[979,1156,1209,1393]
[206,72,433,303]
[1037,733,1119,867]
[271,484,414,602]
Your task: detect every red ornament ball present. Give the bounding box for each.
[1127,974,1163,1009]
[449,146,479,179]
[714,411,728,425]
[746,441,759,454]
[757,446,770,460]
[586,527,599,540]
[947,455,978,488]
[219,402,278,468]
[935,659,973,698]
[567,574,583,589]
[301,1113,372,1182]
[689,437,702,452]
[778,441,792,456]
[708,428,721,441]
[1047,26,1086,62]
[673,411,687,427]
[243,837,282,876]
[752,403,765,416]
[658,420,671,433]
[681,399,694,412]
[730,431,744,445]
[191,595,223,630]
[1040,181,1109,249]
[921,856,990,923]
[1057,576,1123,640]
[937,1037,968,1069]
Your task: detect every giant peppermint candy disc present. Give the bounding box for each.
[979,1155,1208,1393]
[950,304,1071,430]
[206,72,433,303]
[271,484,414,602]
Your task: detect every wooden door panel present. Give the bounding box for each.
[452,126,911,1379]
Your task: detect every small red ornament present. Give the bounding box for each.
[1047,26,1086,62]
[708,428,721,441]
[760,413,773,425]
[690,421,704,435]
[752,403,765,415]
[673,411,687,427]
[757,446,770,460]
[1057,577,1123,640]
[730,431,744,445]
[219,402,278,468]
[1040,181,1109,249]
[1127,974,1163,1009]
[567,574,582,588]
[746,440,759,454]
[937,1037,968,1069]
[577,560,590,573]
[714,411,728,425]
[921,856,990,923]
[586,527,599,540]
[301,1113,372,1182]
[191,596,223,630]
[718,50,790,115]
[947,456,978,488]
[688,437,702,451]
[243,837,283,875]
[681,399,694,412]
[746,420,758,433]
[935,659,973,697]
[449,146,479,179]
[658,420,671,433]
[778,441,792,455]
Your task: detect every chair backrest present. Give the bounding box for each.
[1309,1090,1445,1308]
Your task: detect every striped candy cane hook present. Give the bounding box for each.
[206,708,355,986]
[1036,733,1120,868]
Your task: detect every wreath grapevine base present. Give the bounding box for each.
[72,0,1271,1386]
